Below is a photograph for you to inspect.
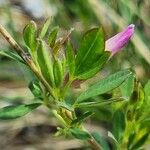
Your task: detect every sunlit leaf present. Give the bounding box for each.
[23,21,37,52]
[39,18,51,39]
[48,26,59,48]
[37,40,55,87]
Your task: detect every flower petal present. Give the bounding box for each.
[105,24,135,55]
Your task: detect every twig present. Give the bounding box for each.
[0,24,24,55]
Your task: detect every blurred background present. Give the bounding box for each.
[0,0,150,149]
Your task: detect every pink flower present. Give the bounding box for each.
[105,24,135,56]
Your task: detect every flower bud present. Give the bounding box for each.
[105,24,135,56]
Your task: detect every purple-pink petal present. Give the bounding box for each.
[105,24,135,55]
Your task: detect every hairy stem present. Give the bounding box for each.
[0,24,24,55]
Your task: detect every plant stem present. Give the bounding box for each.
[0,24,56,99]
[0,24,23,55]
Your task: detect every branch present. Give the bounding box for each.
[0,24,23,55]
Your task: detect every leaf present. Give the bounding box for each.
[144,80,150,104]
[53,59,64,87]
[130,82,144,108]
[0,50,24,63]
[77,51,110,79]
[112,110,125,142]
[130,133,149,150]
[92,132,110,150]
[139,118,150,129]
[37,40,55,87]
[23,21,37,52]
[52,110,67,127]
[71,111,93,125]
[52,28,73,55]
[70,128,91,140]
[57,101,74,111]
[48,26,59,48]
[39,18,51,39]
[77,70,132,103]
[108,131,118,143]
[0,102,41,120]
[120,73,135,99]
[127,132,136,149]
[75,97,124,108]
[65,42,75,76]
[28,80,42,97]
[75,28,105,78]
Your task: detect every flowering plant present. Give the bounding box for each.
[0,19,150,150]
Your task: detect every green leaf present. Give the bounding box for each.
[53,60,64,87]
[127,132,136,149]
[120,73,135,99]
[0,50,24,63]
[71,111,93,125]
[52,28,73,56]
[112,110,125,142]
[108,131,118,143]
[139,118,150,129]
[70,128,91,140]
[57,101,74,111]
[39,18,51,39]
[77,51,110,79]
[48,27,59,48]
[75,28,105,78]
[28,80,42,97]
[130,133,149,150]
[130,82,144,108]
[37,40,55,87]
[144,80,150,103]
[77,70,132,103]
[65,42,75,76]
[23,21,37,52]
[75,97,124,108]
[92,132,110,150]
[52,110,67,127]
[0,102,41,120]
